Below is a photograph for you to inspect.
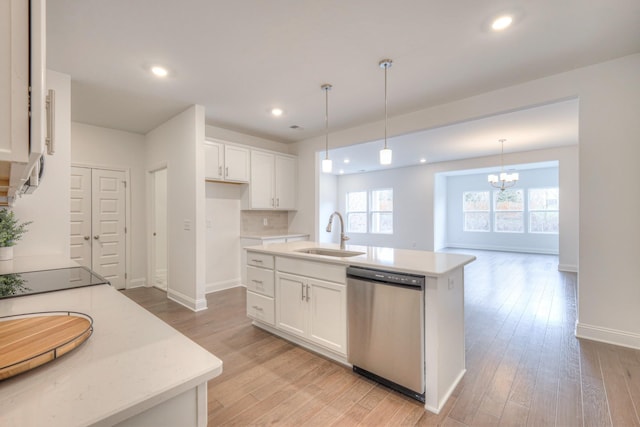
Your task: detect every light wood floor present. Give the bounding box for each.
[123,250,640,426]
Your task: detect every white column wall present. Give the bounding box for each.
[145,105,207,311]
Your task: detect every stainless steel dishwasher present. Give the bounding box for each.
[347,266,425,402]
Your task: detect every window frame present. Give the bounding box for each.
[528,187,559,234]
[345,188,394,234]
[462,191,491,232]
[369,188,393,234]
[493,189,525,233]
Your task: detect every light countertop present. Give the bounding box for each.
[0,284,223,427]
[245,241,475,277]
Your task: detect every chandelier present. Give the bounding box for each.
[488,139,518,191]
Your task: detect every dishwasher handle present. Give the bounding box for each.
[347,266,425,288]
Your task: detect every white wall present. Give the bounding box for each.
[205,182,243,292]
[13,70,70,257]
[292,54,640,349]
[70,122,147,287]
[145,105,207,311]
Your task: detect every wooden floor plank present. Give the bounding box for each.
[121,249,640,427]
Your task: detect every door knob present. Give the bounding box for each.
[83,236,90,241]
[93,235,99,240]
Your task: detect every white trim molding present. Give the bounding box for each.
[127,278,147,289]
[558,264,578,273]
[205,278,243,294]
[168,288,208,312]
[575,322,640,350]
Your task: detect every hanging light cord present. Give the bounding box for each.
[500,138,505,171]
[384,63,388,149]
[325,85,329,159]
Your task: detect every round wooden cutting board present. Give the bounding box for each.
[0,312,93,380]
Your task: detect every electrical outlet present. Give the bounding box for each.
[263,218,268,226]
[206,219,212,229]
[448,277,455,290]
[183,220,191,231]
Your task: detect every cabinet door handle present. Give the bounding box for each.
[46,89,56,155]
[94,235,100,240]
[218,166,222,177]
[83,236,90,241]
[271,198,275,207]
[301,283,305,301]
[306,284,310,302]
[225,166,229,177]
[251,279,263,284]
[276,198,279,207]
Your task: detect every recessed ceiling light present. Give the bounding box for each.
[151,66,168,77]
[339,169,344,174]
[491,15,513,31]
[271,108,284,117]
[420,158,427,163]
[344,159,350,164]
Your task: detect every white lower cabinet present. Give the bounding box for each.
[246,253,275,326]
[275,272,347,355]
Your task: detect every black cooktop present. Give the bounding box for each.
[0,267,110,299]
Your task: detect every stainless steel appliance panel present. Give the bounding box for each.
[347,268,424,397]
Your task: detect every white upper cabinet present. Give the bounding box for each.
[1,0,45,164]
[204,139,249,183]
[248,151,297,210]
[0,0,46,204]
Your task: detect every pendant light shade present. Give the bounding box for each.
[379,59,393,165]
[321,84,333,173]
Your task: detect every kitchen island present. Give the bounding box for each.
[0,282,222,426]
[244,241,475,414]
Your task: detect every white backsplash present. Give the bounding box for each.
[241,211,289,234]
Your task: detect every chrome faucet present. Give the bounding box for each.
[326,211,350,250]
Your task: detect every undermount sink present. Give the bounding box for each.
[295,248,365,258]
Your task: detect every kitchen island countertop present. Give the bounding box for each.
[0,284,222,426]
[245,240,475,277]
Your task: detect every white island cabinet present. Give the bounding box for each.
[0,284,222,427]
[244,240,475,415]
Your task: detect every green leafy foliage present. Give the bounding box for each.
[0,274,29,297]
[0,209,32,247]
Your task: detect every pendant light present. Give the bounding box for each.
[488,139,519,191]
[379,59,393,165]
[321,84,333,173]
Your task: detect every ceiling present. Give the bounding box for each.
[47,1,640,146]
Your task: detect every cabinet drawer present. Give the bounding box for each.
[247,266,274,297]
[247,252,274,269]
[247,291,275,326]
[276,256,346,284]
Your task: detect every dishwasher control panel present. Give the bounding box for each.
[347,266,425,287]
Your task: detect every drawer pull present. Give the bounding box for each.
[251,280,263,284]
[251,259,264,263]
[252,305,264,311]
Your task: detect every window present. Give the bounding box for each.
[346,191,367,233]
[346,189,393,234]
[529,188,559,233]
[494,189,524,233]
[463,191,490,232]
[370,189,393,234]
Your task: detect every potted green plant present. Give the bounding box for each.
[0,209,31,261]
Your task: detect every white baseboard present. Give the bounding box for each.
[127,278,147,289]
[445,243,559,255]
[558,264,578,273]
[205,277,243,294]
[575,321,640,350]
[426,369,466,415]
[167,288,208,312]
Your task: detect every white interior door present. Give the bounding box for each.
[92,169,126,289]
[70,167,92,268]
[70,167,127,290]
[151,168,168,290]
